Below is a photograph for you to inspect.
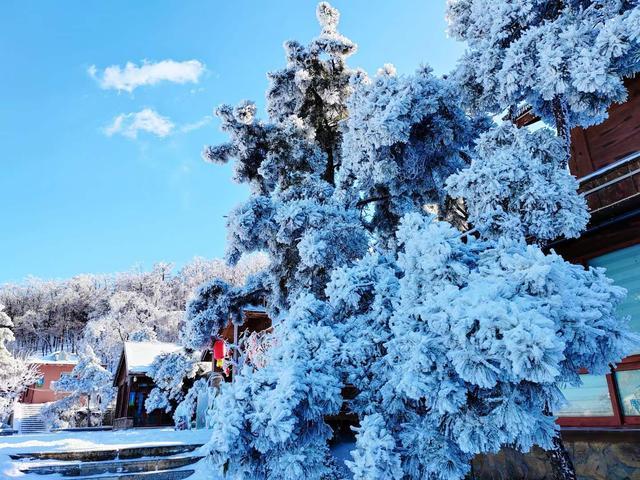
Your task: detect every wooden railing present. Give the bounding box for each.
[578,151,640,219]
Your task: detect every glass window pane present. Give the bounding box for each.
[556,374,614,417]
[615,369,640,416]
[588,243,640,353]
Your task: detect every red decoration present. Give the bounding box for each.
[213,339,226,361]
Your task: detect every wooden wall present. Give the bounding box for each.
[569,77,640,221]
[570,77,640,177]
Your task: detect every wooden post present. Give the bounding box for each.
[87,395,92,428]
[233,323,239,380]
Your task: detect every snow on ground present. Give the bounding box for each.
[0,428,355,479]
[0,427,211,479]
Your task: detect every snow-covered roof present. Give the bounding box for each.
[29,350,79,365]
[124,341,182,374]
[243,305,267,313]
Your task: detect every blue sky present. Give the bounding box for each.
[0,1,465,283]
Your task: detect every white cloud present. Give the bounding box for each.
[89,59,205,93]
[180,115,212,133]
[104,109,174,139]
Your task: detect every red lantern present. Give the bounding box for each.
[213,339,226,368]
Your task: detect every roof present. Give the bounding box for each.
[124,341,182,374]
[243,304,267,313]
[29,350,79,365]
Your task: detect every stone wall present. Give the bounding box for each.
[471,430,640,480]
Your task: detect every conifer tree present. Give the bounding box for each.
[45,345,114,428]
[195,3,367,478]
[0,306,38,425]
[189,3,639,480]
[447,0,640,153]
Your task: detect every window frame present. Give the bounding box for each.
[557,361,640,427]
[555,234,640,428]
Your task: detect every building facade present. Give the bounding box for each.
[552,76,640,428]
[475,77,640,479]
[112,341,181,430]
[21,351,78,404]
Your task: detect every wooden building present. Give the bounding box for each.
[547,77,640,429]
[478,77,640,479]
[112,341,181,430]
[203,306,272,379]
[112,307,271,430]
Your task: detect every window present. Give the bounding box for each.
[615,369,640,416]
[588,243,640,349]
[557,375,613,417]
[557,243,640,427]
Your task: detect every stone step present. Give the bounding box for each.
[17,403,47,434]
[20,424,46,434]
[20,455,203,477]
[76,469,195,480]
[11,444,203,462]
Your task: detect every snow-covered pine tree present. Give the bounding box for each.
[0,305,38,425]
[195,3,367,478]
[144,349,199,418]
[191,3,638,479]
[327,8,636,478]
[330,212,635,480]
[447,0,640,153]
[44,345,114,428]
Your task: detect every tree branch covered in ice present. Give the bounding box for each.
[448,0,640,142]
[446,124,589,242]
[194,3,639,480]
[0,306,39,424]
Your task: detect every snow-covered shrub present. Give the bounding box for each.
[144,350,199,415]
[242,327,276,369]
[40,396,88,430]
[44,345,115,429]
[446,124,589,242]
[173,378,210,428]
[346,413,402,480]
[0,306,39,425]
[329,212,637,479]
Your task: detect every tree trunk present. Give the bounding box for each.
[547,434,577,480]
[552,94,571,167]
[87,396,92,428]
[506,104,518,123]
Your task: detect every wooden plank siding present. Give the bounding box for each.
[513,77,640,222]
[570,77,640,176]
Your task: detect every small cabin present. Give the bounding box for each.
[204,306,272,379]
[22,351,78,404]
[112,341,182,430]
